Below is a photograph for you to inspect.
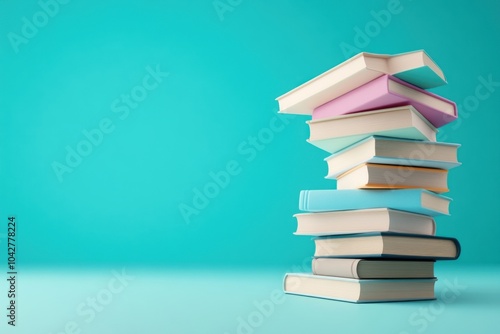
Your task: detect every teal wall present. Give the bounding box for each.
[1,0,499,268]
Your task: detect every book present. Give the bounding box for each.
[314,233,461,260]
[312,75,457,127]
[299,189,450,216]
[312,258,435,278]
[294,209,435,236]
[336,163,449,193]
[324,136,460,179]
[307,105,437,153]
[283,274,436,303]
[276,50,446,115]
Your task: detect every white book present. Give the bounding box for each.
[294,208,435,236]
[307,105,437,153]
[284,274,436,303]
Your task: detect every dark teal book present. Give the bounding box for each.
[314,232,461,260]
[299,189,451,216]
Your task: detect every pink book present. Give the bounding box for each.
[312,75,457,128]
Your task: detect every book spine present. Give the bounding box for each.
[312,258,360,278]
[298,190,308,211]
[452,238,461,259]
[430,219,436,236]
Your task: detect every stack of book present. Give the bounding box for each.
[276,50,461,303]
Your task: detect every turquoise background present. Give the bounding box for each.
[1,0,499,268]
[1,0,500,333]
[0,0,499,268]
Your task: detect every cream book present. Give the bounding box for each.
[307,105,437,153]
[314,233,461,260]
[283,274,436,303]
[324,136,460,179]
[336,163,449,193]
[276,50,446,115]
[294,209,435,236]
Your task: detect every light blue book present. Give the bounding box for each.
[325,136,461,179]
[299,189,451,216]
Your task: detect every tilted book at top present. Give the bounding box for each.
[276,50,446,115]
[312,75,457,127]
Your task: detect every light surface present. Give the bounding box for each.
[4,265,499,334]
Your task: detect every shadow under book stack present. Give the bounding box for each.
[276,50,462,303]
